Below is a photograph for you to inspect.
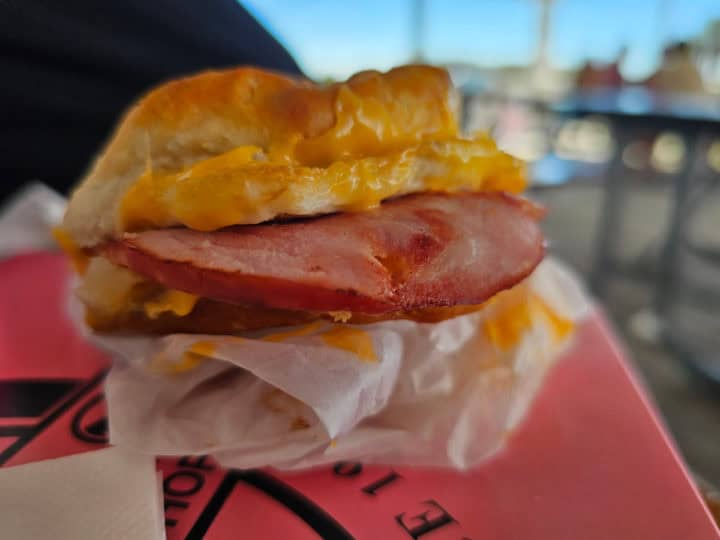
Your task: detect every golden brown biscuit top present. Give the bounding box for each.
[63,64,524,245]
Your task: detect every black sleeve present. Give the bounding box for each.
[0,0,302,200]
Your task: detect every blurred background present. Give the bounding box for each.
[1,0,719,490]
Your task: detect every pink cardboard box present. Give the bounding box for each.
[1,252,718,539]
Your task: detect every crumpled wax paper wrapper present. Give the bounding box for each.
[3,183,592,470]
[0,182,66,258]
[89,259,590,470]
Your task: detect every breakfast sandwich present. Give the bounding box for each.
[57,65,544,335]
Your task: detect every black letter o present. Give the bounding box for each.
[163,470,205,497]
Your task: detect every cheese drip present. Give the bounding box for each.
[482,288,574,350]
[75,257,199,325]
[144,290,199,319]
[320,327,377,362]
[52,227,89,274]
[121,136,525,232]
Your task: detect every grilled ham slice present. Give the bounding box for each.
[100,192,544,315]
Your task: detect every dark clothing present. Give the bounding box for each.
[0,0,301,200]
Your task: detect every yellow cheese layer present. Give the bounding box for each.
[260,322,376,362]
[117,70,525,231]
[143,289,199,319]
[74,257,199,323]
[52,227,89,274]
[483,290,574,350]
[320,327,377,362]
[120,136,525,233]
[118,67,524,233]
[260,321,325,343]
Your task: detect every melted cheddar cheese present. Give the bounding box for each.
[260,321,325,343]
[75,257,199,326]
[320,327,377,362]
[482,287,574,351]
[52,227,89,274]
[260,322,376,362]
[121,136,524,232]
[186,340,216,357]
[119,75,525,233]
[143,289,199,319]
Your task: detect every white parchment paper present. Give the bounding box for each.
[87,258,589,470]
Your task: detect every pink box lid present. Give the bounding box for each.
[0,252,717,539]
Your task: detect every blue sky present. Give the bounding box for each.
[243,0,720,80]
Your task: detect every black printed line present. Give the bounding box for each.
[0,378,80,383]
[0,379,79,417]
[0,370,108,466]
[240,471,355,540]
[70,393,108,444]
[0,426,32,437]
[185,472,237,540]
[185,470,354,540]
